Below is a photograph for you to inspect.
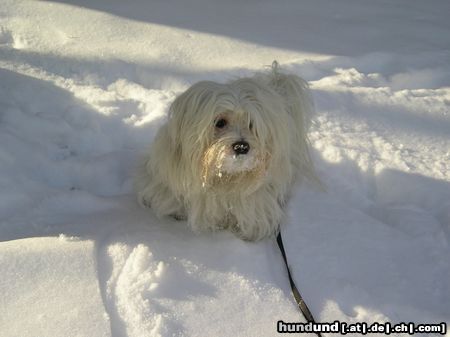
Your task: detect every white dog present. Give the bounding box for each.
[135,62,316,241]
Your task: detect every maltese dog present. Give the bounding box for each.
[135,62,316,241]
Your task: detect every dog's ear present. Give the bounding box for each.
[267,61,313,130]
[167,81,220,150]
[267,62,320,185]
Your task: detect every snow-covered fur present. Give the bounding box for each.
[135,62,315,241]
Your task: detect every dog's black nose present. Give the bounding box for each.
[232,141,250,155]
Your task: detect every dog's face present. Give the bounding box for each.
[200,106,271,193]
[167,79,292,193]
[205,109,263,173]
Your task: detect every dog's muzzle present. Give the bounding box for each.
[232,141,250,155]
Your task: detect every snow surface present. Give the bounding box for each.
[0,0,449,336]
[0,236,110,337]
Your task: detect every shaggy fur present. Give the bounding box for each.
[135,62,315,241]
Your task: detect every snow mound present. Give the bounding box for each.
[0,236,110,337]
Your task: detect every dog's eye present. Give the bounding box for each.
[215,118,227,129]
[249,121,253,130]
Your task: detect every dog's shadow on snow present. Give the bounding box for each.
[290,151,450,323]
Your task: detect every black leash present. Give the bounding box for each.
[277,232,323,337]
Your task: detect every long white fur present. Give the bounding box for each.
[135,62,315,241]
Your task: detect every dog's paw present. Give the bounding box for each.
[138,195,152,209]
[227,223,251,241]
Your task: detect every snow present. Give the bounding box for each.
[0,0,449,336]
[0,236,110,337]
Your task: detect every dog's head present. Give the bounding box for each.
[166,77,298,193]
